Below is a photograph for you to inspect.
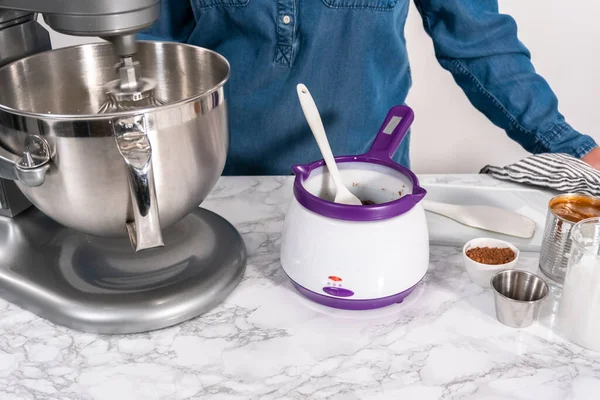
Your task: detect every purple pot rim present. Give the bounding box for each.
[289,278,422,310]
[292,154,426,222]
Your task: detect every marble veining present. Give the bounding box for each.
[1,175,600,400]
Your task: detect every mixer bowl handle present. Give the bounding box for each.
[112,115,164,252]
[0,135,51,187]
[365,105,414,161]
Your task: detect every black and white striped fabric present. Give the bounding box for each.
[480,153,600,196]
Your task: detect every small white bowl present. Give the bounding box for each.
[462,238,520,288]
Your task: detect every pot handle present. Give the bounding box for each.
[365,105,414,160]
[112,115,164,252]
[0,135,51,187]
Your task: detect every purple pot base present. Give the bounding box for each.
[290,279,420,310]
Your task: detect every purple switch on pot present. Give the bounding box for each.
[322,287,354,297]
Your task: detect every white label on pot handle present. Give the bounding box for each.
[383,116,402,135]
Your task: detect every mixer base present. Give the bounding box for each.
[0,207,246,334]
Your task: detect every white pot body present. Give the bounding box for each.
[280,161,429,303]
[281,199,429,299]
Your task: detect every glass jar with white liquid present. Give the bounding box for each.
[558,217,600,351]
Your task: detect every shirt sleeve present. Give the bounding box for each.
[137,0,196,43]
[413,0,597,158]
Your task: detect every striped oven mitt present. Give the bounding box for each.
[480,153,600,196]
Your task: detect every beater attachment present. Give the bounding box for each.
[98,36,164,113]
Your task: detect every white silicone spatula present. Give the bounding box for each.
[297,83,362,206]
[423,200,536,239]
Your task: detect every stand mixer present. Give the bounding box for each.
[0,1,247,333]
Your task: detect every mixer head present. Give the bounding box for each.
[0,0,160,38]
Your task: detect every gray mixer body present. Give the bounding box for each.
[0,1,247,334]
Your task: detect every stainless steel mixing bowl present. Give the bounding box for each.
[0,41,230,250]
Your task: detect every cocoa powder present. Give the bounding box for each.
[466,246,515,265]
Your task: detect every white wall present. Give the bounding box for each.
[43,0,600,174]
[406,0,600,173]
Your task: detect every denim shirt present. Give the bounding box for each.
[140,0,597,176]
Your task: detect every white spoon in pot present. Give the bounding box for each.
[297,84,362,206]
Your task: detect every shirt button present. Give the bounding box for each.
[282,15,291,25]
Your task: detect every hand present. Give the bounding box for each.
[582,147,600,170]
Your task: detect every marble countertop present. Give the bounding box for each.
[2,175,600,400]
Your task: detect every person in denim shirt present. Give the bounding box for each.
[139,0,600,175]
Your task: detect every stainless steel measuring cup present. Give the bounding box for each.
[491,269,549,328]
